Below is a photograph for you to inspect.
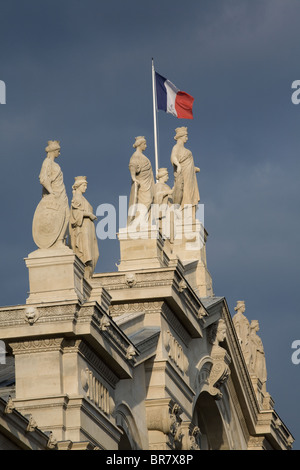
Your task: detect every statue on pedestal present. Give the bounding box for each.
[233,301,251,367]
[233,301,268,392]
[127,136,155,225]
[69,176,99,279]
[32,140,69,249]
[249,320,267,389]
[170,127,200,220]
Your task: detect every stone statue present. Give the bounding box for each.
[170,127,200,220]
[154,168,173,206]
[208,319,231,399]
[154,168,174,238]
[209,318,227,348]
[69,176,99,279]
[249,320,267,388]
[127,136,155,225]
[232,301,251,367]
[32,140,69,249]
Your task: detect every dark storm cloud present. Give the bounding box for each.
[0,0,299,446]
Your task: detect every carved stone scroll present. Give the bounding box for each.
[146,400,183,449]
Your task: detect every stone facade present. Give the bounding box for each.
[0,138,294,451]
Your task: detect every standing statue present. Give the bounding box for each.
[249,320,267,389]
[32,140,69,249]
[127,136,155,225]
[170,127,200,220]
[232,301,251,367]
[69,176,99,279]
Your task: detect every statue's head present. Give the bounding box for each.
[234,300,246,314]
[209,319,227,345]
[133,136,146,149]
[250,320,259,332]
[45,140,61,155]
[174,127,188,141]
[72,176,88,193]
[157,167,168,181]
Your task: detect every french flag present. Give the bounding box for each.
[155,72,194,119]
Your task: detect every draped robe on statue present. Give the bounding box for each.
[33,157,69,249]
[128,152,155,223]
[171,147,200,208]
[69,194,99,272]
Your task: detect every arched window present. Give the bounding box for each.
[115,403,142,450]
[193,392,230,450]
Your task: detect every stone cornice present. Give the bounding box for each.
[93,267,205,338]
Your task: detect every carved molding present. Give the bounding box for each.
[110,301,164,317]
[10,338,64,355]
[0,304,80,328]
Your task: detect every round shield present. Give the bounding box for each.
[32,194,65,249]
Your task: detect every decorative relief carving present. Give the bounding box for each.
[24,306,40,325]
[189,425,201,450]
[247,436,266,449]
[125,273,136,288]
[164,330,188,374]
[181,422,201,450]
[207,319,231,399]
[0,304,80,329]
[178,279,187,292]
[26,414,38,432]
[47,431,58,450]
[198,305,208,320]
[4,396,15,414]
[146,400,183,450]
[169,403,184,449]
[126,345,137,360]
[109,301,163,317]
[10,338,63,355]
[81,367,112,415]
[100,271,175,291]
[100,315,110,331]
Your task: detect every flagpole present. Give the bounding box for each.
[152,58,159,180]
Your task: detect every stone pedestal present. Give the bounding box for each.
[171,220,213,297]
[25,246,91,304]
[117,225,169,271]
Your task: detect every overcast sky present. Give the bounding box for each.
[0,0,299,448]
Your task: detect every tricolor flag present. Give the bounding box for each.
[155,72,194,119]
